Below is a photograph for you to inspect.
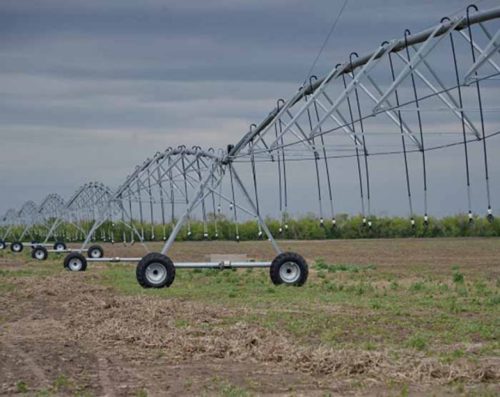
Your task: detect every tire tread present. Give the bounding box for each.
[136,252,175,288]
[269,252,308,286]
[63,252,87,271]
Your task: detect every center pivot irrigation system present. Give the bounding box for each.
[30,182,121,261]
[1,5,499,289]
[59,5,500,289]
[0,182,118,260]
[0,198,66,253]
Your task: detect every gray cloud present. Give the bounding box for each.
[1,0,499,217]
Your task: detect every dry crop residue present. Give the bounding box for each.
[1,267,498,396]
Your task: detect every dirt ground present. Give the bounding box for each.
[0,238,499,396]
[70,237,500,271]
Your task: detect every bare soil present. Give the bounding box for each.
[0,238,499,396]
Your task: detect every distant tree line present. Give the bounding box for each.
[2,213,500,242]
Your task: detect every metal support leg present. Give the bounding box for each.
[160,166,222,255]
[230,165,282,255]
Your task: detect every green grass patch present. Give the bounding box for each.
[96,261,500,353]
[314,258,376,273]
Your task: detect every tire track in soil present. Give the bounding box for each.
[1,339,50,390]
[91,350,164,397]
[96,356,116,397]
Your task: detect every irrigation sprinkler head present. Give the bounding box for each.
[487,208,494,223]
[466,4,479,19]
[349,52,359,70]
[309,75,318,91]
[276,98,285,110]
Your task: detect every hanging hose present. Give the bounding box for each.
[305,90,325,227]
[147,167,155,240]
[211,180,219,238]
[167,151,175,238]
[274,122,284,234]
[121,205,126,243]
[110,221,115,244]
[387,46,415,228]
[228,161,240,241]
[180,148,192,237]
[217,177,223,215]
[404,29,429,227]
[194,148,209,239]
[157,159,167,240]
[277,99,289,232]
[310,76,336,228]
[128,195,134,243]
[341,70,366,226]
[249,125,263,238]
[208,148,219,238]
[109,205,115,244]
[217,176,223,233]
[466,6,493,222]
[136,179,145,239]
[449,26,473,223]
[350,52,372,228]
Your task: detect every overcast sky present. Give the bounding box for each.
[1,0,499,218]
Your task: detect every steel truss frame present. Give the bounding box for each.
[227,5,500,225]
[14,194,66,246]
[0,208,19,244]
[0,201,42,252]
[39,182,122,254]
[58,5,500,286]
[77,146,280,269]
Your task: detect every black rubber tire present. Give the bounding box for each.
[53,241,67,251]
[10,242,24,253]
[63,252,87,272]
[269,252,308,286]
[87,245,104,258]
[32,246,48,261]
[136,252,176,289]
[0,240,5,250]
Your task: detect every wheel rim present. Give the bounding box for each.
[90,249,100,258]
[145,262,167,285]
[279,261,301,283]
[55,244,64,251]
[35,250,45,260]
[68,258,83,271]
[13,244,21,252]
